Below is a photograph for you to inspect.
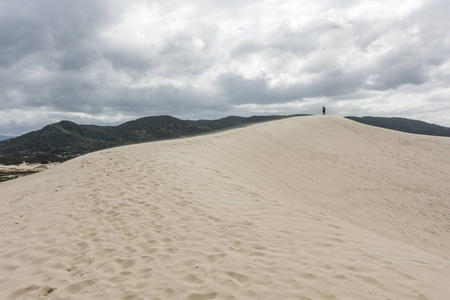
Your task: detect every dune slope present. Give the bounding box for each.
[1,116,449,300]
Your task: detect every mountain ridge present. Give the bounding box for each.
[345,116,450,137]
[0,114,307,164]
[1,114,448,165]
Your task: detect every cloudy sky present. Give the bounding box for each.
[1,0,450,136]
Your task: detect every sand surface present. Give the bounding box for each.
[1,116,449,299]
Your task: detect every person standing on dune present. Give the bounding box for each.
[322,106,326,115]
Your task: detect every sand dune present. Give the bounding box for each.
[1,115,449,299]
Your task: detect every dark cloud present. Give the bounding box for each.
[365,48,429,90]
[217,68,366,106]
[0,0,449,135]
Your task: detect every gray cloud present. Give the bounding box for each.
[1,0,449,135]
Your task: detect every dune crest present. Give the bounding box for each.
[1,116,449,299]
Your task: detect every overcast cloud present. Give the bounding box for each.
[1,0,449,135]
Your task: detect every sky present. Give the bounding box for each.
[1,0,450,136]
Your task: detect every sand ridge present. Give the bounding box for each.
[0,115,449,299]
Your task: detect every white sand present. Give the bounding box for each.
[1,115,449,300]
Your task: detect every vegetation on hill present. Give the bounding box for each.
[2,114,447,166]
[346,116,450,137]
[0,115,305,165]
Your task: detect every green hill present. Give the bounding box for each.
[3,114,447,165]
[345,116,450,137]
[0,115,305,165]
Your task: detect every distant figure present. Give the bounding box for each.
[322,106,326,115]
